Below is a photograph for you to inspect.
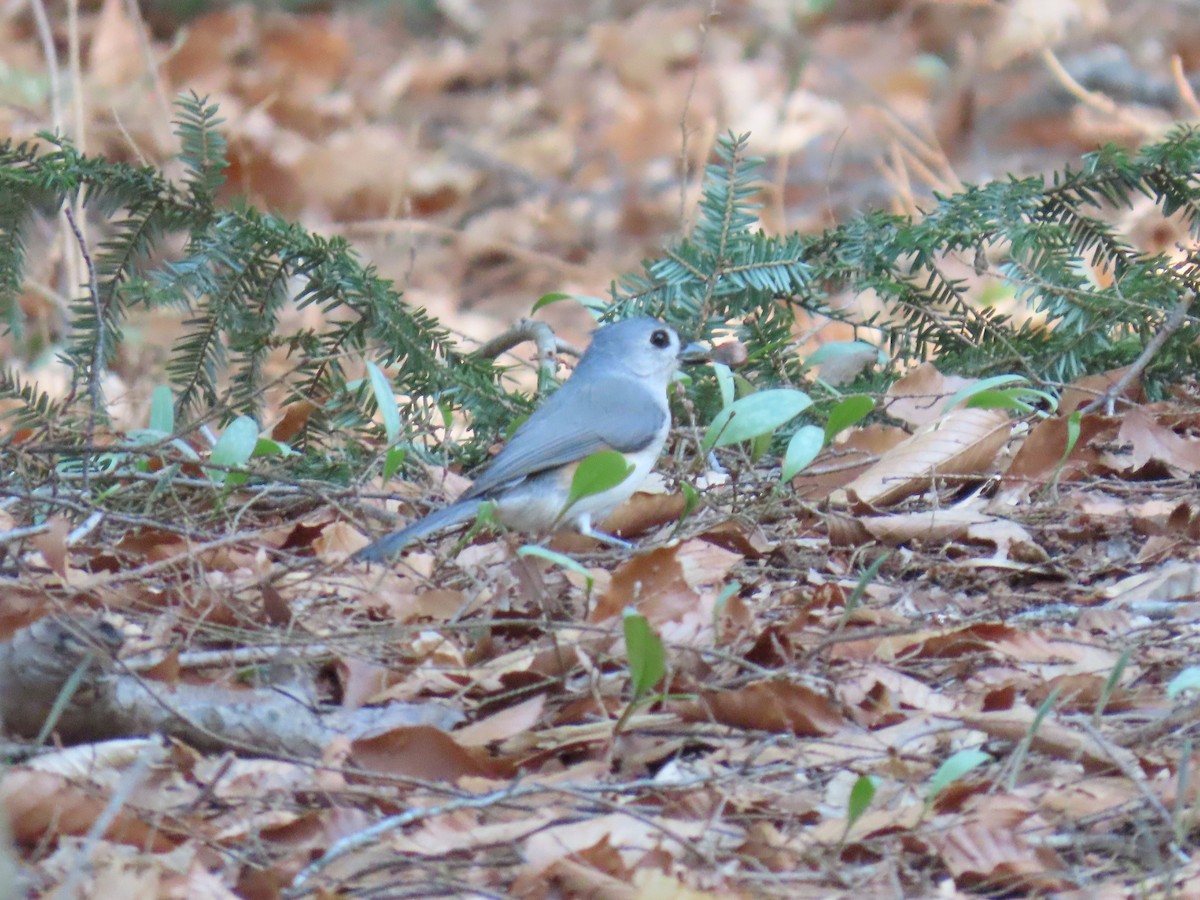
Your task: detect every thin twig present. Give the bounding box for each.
[472,318,579,391]
[1171,55,1200,119]
[285,783,540,895]
[1040,47,1155,138]
[1080,297,1193,414]
[28,0,62,129]
[62,204,104,491]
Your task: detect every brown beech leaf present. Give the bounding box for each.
[791,424,910,501]
[1118,406,1200,474]
[931,817,1070,892]
[592,540,741,624]
[1059,365,1141,413]
[832,408,1011,508]
[960,709,1137,773]
[270,399,318,441]
[676,680,843,736]
[31,516,70,578]
[602,490,686,538]
[2,767,176,850]
[454,695,546,747]
[884,362,977,429]
[350,726,508,781]
[1001,412,1118,490]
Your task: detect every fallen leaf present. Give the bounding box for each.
[677,680,843,736]
[833,408,1011,507]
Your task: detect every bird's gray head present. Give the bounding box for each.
[578,317,693,382]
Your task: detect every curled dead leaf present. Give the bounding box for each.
[832,408,1011,508]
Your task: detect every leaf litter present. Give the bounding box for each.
[5,0,1200,896]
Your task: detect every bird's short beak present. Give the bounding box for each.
[677,342,710,365]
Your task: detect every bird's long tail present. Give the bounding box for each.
[353,498,484,562]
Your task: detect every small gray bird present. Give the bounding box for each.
[355,317,707,561]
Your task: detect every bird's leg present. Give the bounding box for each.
[575,514,632,550]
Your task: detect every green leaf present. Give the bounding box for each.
[1094,646,1130,720]
[965,387,1057,414]
[1168,666,1200,699]
[518,544,594,593]
[712,361,735,408]
[824,395,874,443]
[846,775,878,830]
[781,425,824,481]
[149,385,174,434]
[750,429,773,462]
[531,292,609,317]
[209,416,259,483]
[943,375,1028,412]
[366,361,402,444]
[927,748,990,803]
[252,438,292,458]
[806,340,881,366]
[383,446,406,481]
[1063,410,1082,457]
[679,482,699,522]
[562,450,634,516]
[623,608,666,701]
[702,389,813,451]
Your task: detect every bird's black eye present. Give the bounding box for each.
[650,329,671,348]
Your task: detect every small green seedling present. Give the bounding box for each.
[1094,646,1131,722]
[702,388,812,452]
[614,608,666,734]
[841,774,879,844]
[926,748,991,810]
[943,375,1058,416]
[1167,666,1200,700]
[1003,684,1062,792]
[209,415,259,486]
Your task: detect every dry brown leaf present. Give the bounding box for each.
[791,424,909,501]
[1000,412,1119,495]
[313,521,369,558]
[350,725,508,781]
[31,516,70,578]
[838,665,958,715]
[454,695,546,747]
[392,809,559,858]
[2,767,176,850]
[857,505,996,544]
[677,680,843,736]
[1060,366,1141,413]
[602,490,687,538]
[856,623,1017,663]
[931,816,1069,891]
[800,801,925,846]
[1101,562,1200,606]
[833,408,1011,508]
[270,399,318,441]
[884,362,976,429]
[522,811,742,875]
[1118,406,1200,474]
[592,540,741,624]
[336,657,392,710]
[961,708,1137,773]
[89,0,144,90]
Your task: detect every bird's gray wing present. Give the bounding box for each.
[464,376,667,501]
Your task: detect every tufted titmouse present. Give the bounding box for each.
[355,317,707,561]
